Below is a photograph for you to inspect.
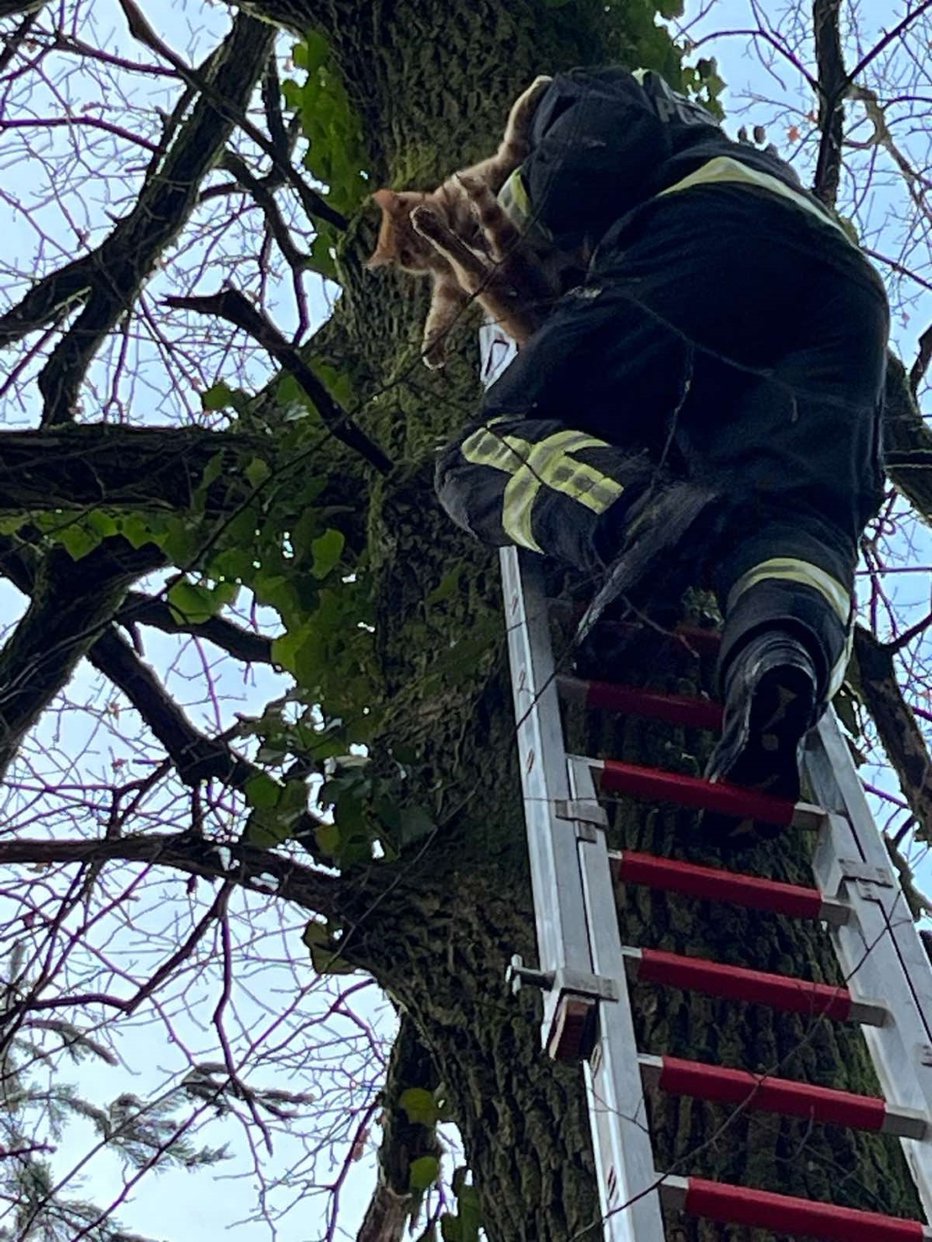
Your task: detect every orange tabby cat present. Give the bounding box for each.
[366,76,556,368]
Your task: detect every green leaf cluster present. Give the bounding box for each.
[283,32,370,216]
[167,576,238,625]
[243,772,309,847]
[301,918,354,974]
[440,1169,481,1242]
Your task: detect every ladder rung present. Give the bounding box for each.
[590,757,825,829]
[640,1054,927,1138]
[623,947,887,1025]
[661,1174,931,1240]
[557,675,724,730]
[613,850,849,925]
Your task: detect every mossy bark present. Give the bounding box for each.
[242,2,922,1237]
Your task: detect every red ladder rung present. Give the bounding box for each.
[613,849,848,925]
[625,947,886,1025]
[557,675,724,730]
[594,757,817,828]
[662,1174,931,1241]
[641,1054,926,1138]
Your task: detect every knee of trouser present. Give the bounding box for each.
[719,568,852,705]
[434,414,665,567]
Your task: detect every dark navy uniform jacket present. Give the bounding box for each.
[504,67,840,255]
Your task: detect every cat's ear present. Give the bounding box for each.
[366,190,397,268]
[372,188,403,213]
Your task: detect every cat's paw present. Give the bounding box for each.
[422,338,447,369]
[411,203,440,239]
[518,75,552,109]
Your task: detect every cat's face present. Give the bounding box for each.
[366,189,442,273]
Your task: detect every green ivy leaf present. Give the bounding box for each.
[408,1155,440,1193]
[302,920,354,974]
[311,529,344,579]
[454,1185,481,1241]
[56,522,103,560]
[167,578,237,625]
[294,30,329,75]
[244,773,282,810]
[201,381,239,411]
[314,820,341,858]
[119,514,161,550]
[398,1087,440,1127]
[441,1176,481,1242]
[244,458,271,488]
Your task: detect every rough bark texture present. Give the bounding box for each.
[217,3,925,1239]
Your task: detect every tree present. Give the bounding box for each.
[0,1,931,1239]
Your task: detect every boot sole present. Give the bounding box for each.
[702,664,815,849]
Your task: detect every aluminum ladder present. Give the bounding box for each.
[479,326,932,1241]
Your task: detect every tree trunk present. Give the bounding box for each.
[242,3,921,1236]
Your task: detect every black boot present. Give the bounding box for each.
[702,629,819,848]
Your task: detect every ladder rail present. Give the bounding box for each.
[805,714,932,1218]
[481,320,932,1236]
[568,754,668,1240]
[485,327,664,1239]
[499,546,599,1044]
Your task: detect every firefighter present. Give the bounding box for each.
[435,67,889,847]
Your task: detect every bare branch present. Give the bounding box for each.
[853,625,932,840]
[117,591,273,664]
[0,833,346,919]
[812,0,846,207]
[845,0,932,86]
[0,538,164,779]
[87,627,259,788]
[164,288,394,474]
[879,355,932,518]
[0,115,161,153]
[33,14,277,426]
[910,325,932,397]
[0,425,264,511]
[221,149,310,271]
[116,0,347,231]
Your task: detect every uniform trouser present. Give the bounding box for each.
[436,185,890,702]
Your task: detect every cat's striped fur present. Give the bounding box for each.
[366,76,558,368]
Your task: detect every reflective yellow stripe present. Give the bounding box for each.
[500,169,530,223]
[503,459,542,551]
[727,557,852,625]
[498,169,552,246]
[659,155,850,241]
[461,423,624,553]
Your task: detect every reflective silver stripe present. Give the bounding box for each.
[461,424,625,553]
[728,557,853,699]
[659,155,850,240]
